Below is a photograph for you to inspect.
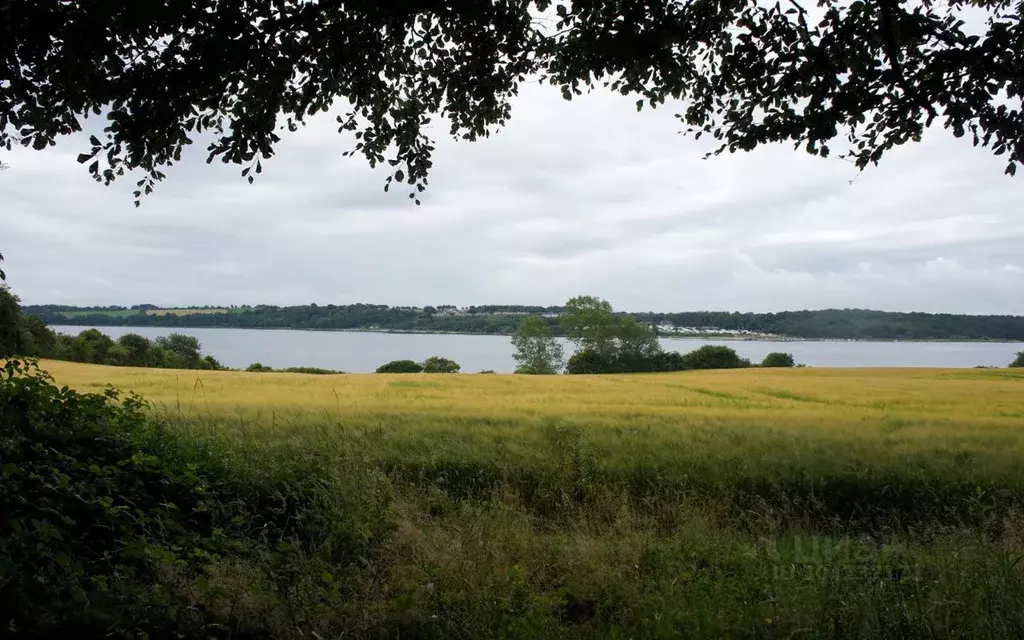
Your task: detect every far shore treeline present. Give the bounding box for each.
[22,302,1024,342]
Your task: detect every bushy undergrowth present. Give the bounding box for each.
[0,360,392,638]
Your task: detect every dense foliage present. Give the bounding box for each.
[762,352,797,368]
[1011,351,1024,368]
[25,303,1024,341]
[2,0,1021,204]
[0,360,393,637]
[375,359,425,374]
[422,356,461,374]
[2,287,222,370]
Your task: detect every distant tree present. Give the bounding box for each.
[1010,352,1024,368]
[761,352,796,368]
[154,334,202,365]
[117,333,154,366]
[422,356,461,373]
[246,362,274,372]
[479,370,497,374]
[511,316,564,374]
[202,355,225,370]
[615,317,662,371]
[560,296,618,358]
[683,345,750,370]
[376,360,424,374]
[74,329,116,364]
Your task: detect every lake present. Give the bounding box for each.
[54,326,1023,372]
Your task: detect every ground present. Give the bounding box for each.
[37,361,1024,638]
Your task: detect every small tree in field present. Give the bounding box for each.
[511,316,564,374]
[761,352,796,368]
[422,356,460,373]
[1010,352,1024,368]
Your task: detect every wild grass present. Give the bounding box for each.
[39,360,1024,638]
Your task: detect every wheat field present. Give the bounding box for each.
[35,359,1024,638]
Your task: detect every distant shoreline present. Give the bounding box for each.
[48,322,1024,344]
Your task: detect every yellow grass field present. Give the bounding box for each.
[42,359,1024,454]
[21,360,1024,637]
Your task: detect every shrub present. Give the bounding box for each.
[1010,351,1024,368]
[246,362,274,372]
[376,359,424,373]
[761,352,796,367]
[422,356,460,373]
[281,366,344,374]
[682,345,750,370]
[565,349,615,374]
[0,359,393,637]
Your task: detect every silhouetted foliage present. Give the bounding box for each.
[762,352,797,368]
[1010,352,1024,368]
[3,0,1021,206]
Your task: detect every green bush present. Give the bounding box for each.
[682,345,751,370]
[281,366,345,374]
[1010,351,1024,368]
[246,361,274,372]
[761,352,796,367]
[421,356,460,373]
[376,359,424,373]
[0,359,393,637]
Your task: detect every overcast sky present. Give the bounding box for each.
[2,84,1022,314]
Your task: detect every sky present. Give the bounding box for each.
[2,84,1023,314]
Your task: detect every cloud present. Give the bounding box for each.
[1,84,1022,314]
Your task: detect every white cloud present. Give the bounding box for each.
[1,83,1022,314]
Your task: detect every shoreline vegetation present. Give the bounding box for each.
[23,303,1024,342]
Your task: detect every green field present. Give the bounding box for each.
[37,361,1024,637]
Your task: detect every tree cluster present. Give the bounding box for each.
[510,296,799,375]
[375,356,461,374]
[1,286,222,370]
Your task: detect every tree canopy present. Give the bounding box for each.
[2,0,1020,204]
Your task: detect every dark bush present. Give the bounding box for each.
[761,352,796,367]
[682,345,751,370]
[281,366,345,374]
[565,349,614,374]
[246,362,274,372]
[0,359,393,637]
[422,356,460,373]
[1010,351,1024,368]
[376,359,424,373]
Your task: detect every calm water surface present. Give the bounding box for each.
[55,326,1023,372]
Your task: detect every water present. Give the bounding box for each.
[54,326,1023,372]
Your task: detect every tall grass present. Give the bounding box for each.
[32,361,1024,637]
